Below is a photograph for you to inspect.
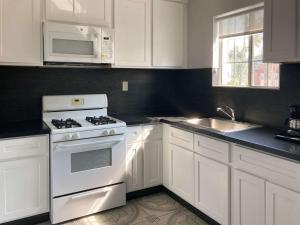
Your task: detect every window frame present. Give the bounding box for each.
[212,2,280,90]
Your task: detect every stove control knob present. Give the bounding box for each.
[109,129,116,135]
[65,134,73,141]
[72,133,80,139]
[102,130,109,136]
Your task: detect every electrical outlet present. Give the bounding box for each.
[122,81,128,91]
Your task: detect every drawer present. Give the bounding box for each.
[126,126,143,144]
[52,183,126,224]
[169,127,193,150]
[0,135,48,160]
[194,134,230,163]
[233,145,300,192]
[143,124,162,141]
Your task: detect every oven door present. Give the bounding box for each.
[51,135,125,197]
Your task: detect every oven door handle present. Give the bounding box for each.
[70,187,112,200]
[55,136,124,152]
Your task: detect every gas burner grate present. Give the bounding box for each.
[86,116,117,125]
[51,118,82,129]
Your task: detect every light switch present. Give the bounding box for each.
[122,81,128,91]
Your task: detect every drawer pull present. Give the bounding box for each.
[70,188,112,200]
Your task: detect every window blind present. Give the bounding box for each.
[216,6,264,38]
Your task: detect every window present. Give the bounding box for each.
[212,3,280,89]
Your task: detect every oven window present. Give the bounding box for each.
[71,148,112,173]
[52,39,94,55]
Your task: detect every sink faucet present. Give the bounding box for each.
[216,106,235,121]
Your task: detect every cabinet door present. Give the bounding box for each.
[266,182,300,225]
[162,124,171,188]
[126,142,144,193]
[0,0,41,66]
[153,0,187,67]
[194,155,229,225]
[114,0,151,67]
[75,0,112,26]
[144,140,163,188]
[0,156,49,223]
[170,144,194,204]
[263,0,297,62]
[46,0,112,26]
[232,170,265,225]
[46,0,76,22]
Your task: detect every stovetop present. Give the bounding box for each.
[51,118,82,129]
[51,116,118,129]
[42,95,127,137]
[43,109,126,135]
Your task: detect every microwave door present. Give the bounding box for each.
[45,31,102,63]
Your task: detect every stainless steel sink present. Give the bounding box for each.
[182,118,260,133]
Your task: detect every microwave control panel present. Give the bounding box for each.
[101,28,114,64]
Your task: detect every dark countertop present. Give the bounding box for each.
[161,119,300,162]
[113,114,160,125]
[0,120,50,139]
[114,114,300,162]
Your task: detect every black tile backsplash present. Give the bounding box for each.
[0,66,182,123]
[0,64,300,128]
[177,64,300,128]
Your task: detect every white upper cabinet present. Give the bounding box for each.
[0,0,42,66]
[45,0,112,27]
[114,0,151,67]
[153,0,187,68]
[45,0,76,23]
[264,0,298,62]
[75,0,112,26]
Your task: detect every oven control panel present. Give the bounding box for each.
[51,127,126,143]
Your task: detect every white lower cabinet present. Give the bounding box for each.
[162,124,171,188]
[126,124,300,225]
[266,182,300,225]
[194,154,229,225]
[232,170,265,225]
[169,143,194,204]
[126,125,162,193]
[232,145,300,225]
[144,140,163,188]
[126,141,144,192]
[0,135,49,223]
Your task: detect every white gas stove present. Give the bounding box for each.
[42,94,127,224]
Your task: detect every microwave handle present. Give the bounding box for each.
[93,33,100,57]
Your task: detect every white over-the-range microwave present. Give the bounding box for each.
[43,22,114,65]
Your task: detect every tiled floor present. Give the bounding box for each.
[38,193,209,225]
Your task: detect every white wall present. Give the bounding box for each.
[188,0,262,68]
